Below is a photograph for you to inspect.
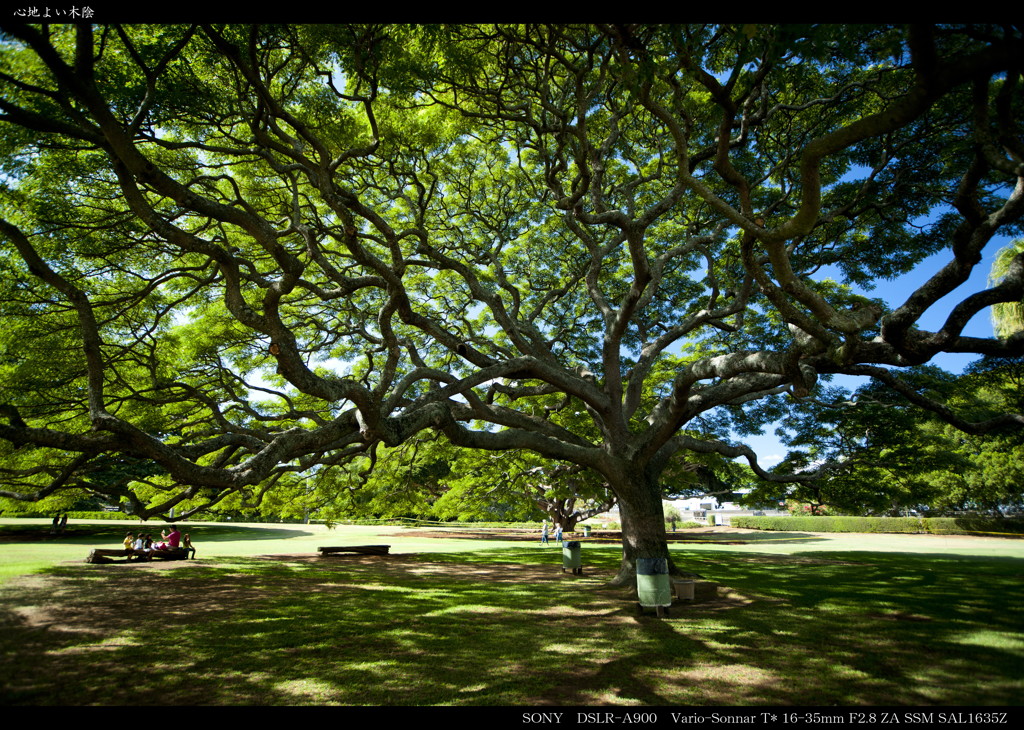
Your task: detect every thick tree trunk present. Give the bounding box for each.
[607,472,679,586]
[541,499,578,532]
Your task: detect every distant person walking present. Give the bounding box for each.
[541,522,549,545]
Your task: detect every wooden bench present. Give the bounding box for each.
[318,545,390,556]
[86,547,192,564]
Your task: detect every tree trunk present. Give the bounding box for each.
[540,498,581,532]
[608,472,679,586]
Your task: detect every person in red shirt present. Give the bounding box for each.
[154,527,181,550]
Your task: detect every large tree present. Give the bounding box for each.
[1,24,1023,582]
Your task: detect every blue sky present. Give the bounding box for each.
[741,238,1010,467]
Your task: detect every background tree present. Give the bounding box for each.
[755,358,1024,515]
[762,372,958,515]
[929,356,1024,514]
[991,239,1024,338]
[1,24,1023,583]
[429,448,613,528]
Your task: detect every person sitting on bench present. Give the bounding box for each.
[154,526,181,551]
[131,533,155,559]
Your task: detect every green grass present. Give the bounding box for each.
[1,520,1023,705]
[0,519,526,583]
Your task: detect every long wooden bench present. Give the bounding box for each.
[86,547,192,564]
[318,545,390,556]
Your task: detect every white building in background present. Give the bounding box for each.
[666,491,785,525]
[667,495,740,512]
[590,493,780,528]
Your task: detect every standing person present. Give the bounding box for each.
[58,513,68,533]
[50,514,60,535]
[541,522,549,545]
[554,523,563,545]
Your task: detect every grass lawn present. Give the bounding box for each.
[1,519,1022,706]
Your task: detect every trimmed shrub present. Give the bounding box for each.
[667,521,702,531]
[68,511,134,521]
[923,517,1024,536]
[731,515,1024,536]
[0,510,133,521]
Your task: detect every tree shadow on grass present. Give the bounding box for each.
[652,549,1024,704]
[1,549,1022,705]
[174,524,318,543]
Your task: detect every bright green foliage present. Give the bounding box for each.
[309,434,608,526]
[991,239,1024,338]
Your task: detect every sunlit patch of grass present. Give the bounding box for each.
[274,677,344,703]
[955,630,1024,651]
[0,561,54,583]
[47,634,144,655]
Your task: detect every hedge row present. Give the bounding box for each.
[731,515,1024,536]
[920,517,1024,535]
[1,510,135,521]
